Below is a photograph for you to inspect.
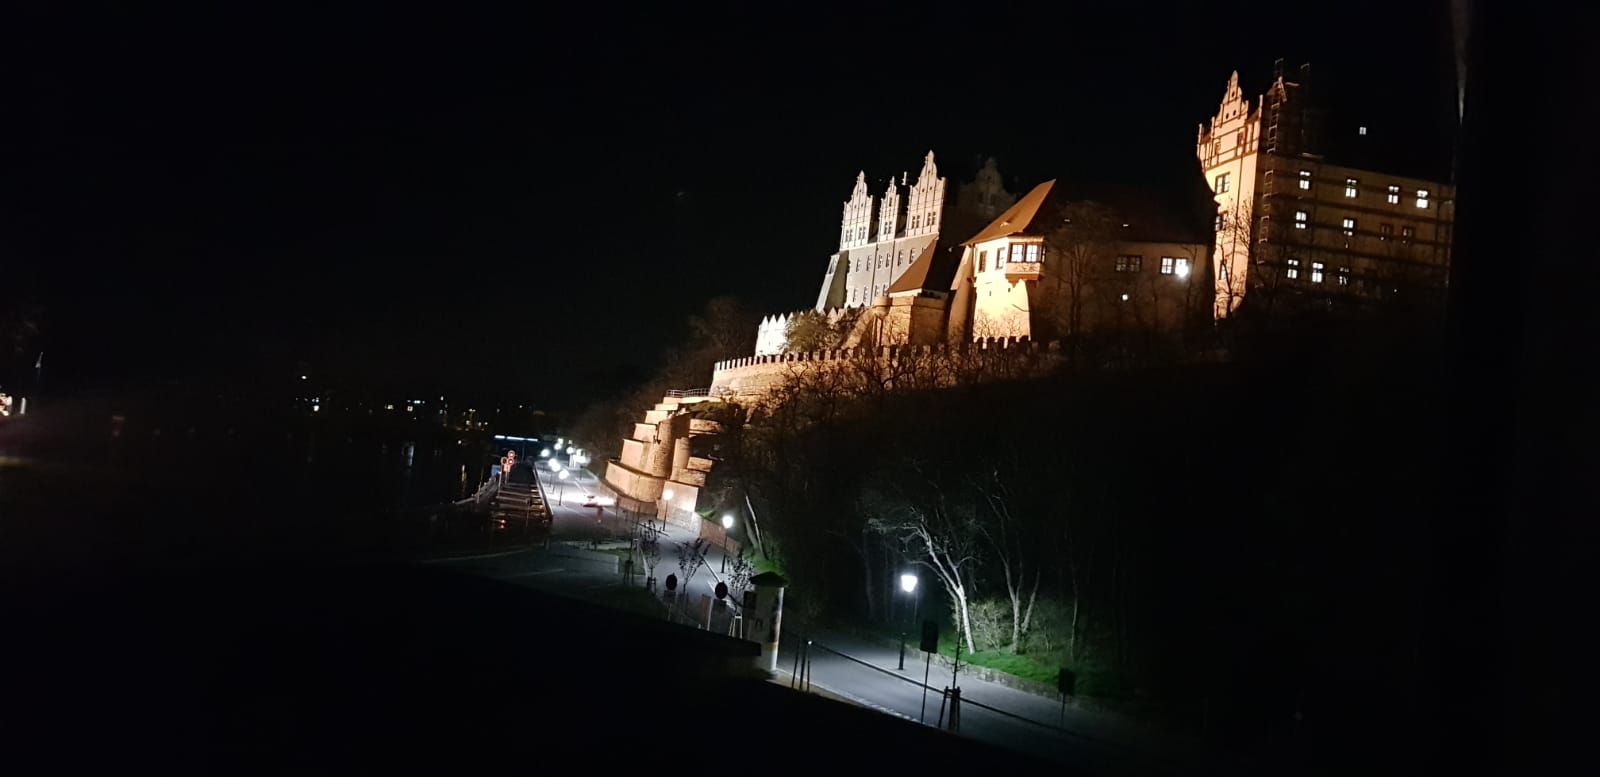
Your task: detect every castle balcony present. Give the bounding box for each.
[1005,261,1042,281]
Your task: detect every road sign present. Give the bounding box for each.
[920,620,938,653]
[1058,667,1076,696]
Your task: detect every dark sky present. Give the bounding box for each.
[3,0,1457,412]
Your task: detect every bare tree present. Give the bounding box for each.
[864,473,982,654]
[971,462,1042,653]
[1036,201,1123,340]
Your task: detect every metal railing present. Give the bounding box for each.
[665,388,710,398]
[790,637,1134,752]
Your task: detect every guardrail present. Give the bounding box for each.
[665,388,710,398]
[791,637,1134,752]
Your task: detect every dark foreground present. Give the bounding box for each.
[3,562,1081,775]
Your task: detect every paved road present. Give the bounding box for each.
[434,465,1197,775]
[774,632,1189,776]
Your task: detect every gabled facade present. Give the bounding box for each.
[814,152,950,312]
[947,180,1211,342]
[1199,63,1455,316]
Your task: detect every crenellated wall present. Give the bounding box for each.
[710,336,1061,397]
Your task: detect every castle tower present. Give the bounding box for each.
[840,172,876,250]
[1199,71,1264,317]
[904,151,946,238]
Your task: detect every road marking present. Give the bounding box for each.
[502,568,566,578]
[775,668,919,723]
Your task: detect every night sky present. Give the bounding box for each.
[5,1,1457,412]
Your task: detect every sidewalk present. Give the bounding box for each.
[801,629,1152,750]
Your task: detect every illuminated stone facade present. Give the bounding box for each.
[1199,65,1455,316]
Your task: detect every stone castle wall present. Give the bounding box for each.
[710,336,1059,397]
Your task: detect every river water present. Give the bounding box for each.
[1,416,519,569]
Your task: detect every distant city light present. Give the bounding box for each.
[300,375,307,380]
[312,404,320,413]
[1121,293,1130,301]
[1359,125,1368,135]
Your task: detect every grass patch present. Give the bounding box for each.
[935,633,1060,685]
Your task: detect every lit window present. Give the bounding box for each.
[1415,189,1430,209]
[1387,185,1400,204]
[1286,258,1300,280]
[1116,255,1141,272]
[1215,173,1230,193]
[1160,256,1175,275]
[1379,223,1393,240]
[1337,267,1350,286]
[1345,178,1359,198]
[1012,244,1028,262]
[1298,170,1312,190]
[1216,213,1228,231]
[1342,217,1356,236]
[1026,244,1039,263]
[978,251,987,272]
[1295,210,1308,229]
[1175,257,1192,278]
[1311,262,1325,283]
[1401,226,1414,245]
[1359,126,1368,136]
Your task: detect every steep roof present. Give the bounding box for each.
[960,179,1056,245]
[886,240,941,294]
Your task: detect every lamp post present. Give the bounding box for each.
[557,468,569,504]
[660,489,674,531]
[899,572,919,670]
[721,513,735,572]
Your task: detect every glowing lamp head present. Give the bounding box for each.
[566,446,574,454]
[900,573,918,594]
[1175,263,1191,278]
[662,490,674,502]
[558,470,569,480]
[540,448,551,457]
[721,513,735,529]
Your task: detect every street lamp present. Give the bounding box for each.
[721,513,736,572]
[557,468,569,504]
[540,448,551,458]
[899,572,919,670]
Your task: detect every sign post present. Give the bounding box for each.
[919,619,938,724]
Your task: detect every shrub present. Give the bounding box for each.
[962,598,1011,652]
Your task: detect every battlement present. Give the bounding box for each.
[717,335,1048,373]
[711,336,1059,397]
